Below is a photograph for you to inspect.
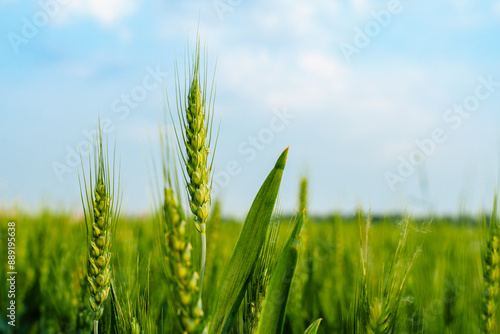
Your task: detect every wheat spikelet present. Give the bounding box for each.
[482,194,500,333]
[173,38,216,237]
[79,122,121,333]
[162,187,204,333]
[482,234,500,333]
[299,176,308,214]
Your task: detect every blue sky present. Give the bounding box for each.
[1,0,500,217]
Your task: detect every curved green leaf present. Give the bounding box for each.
[209,148,289,334]
[304,318,322,334]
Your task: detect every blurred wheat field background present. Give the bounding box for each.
[0,204,495,333]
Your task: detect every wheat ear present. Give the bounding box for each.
[170,36,217,298]
[162,187,204,332]
[79,122,121,334]
[482,194,500,333]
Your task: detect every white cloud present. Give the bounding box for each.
[54,0,138,26]
[286,2,316,34]
[217,38,466,165]
[350,0,371,15]
[87,0,136,25]
[277,0,342,39]
[299,52,342,78]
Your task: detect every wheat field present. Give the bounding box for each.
[1,203,497,333]
[2,35,499,334]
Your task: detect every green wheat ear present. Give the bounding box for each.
[299,176,308,214]
[169,34,217,296]
[185,50,211,234]
[79,120,121,334]
[162,187,205,332]
[482,192,500,333]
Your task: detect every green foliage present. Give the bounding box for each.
[232,207,281,333]
[111,256,158,334]
[351,212,424,334]
[304,319,322,334]
[1,207,496,334]
[256,211,305,334]
[209,148,289,334]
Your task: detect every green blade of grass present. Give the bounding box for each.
[256,210,305,334]
[303,318,322,334]
[209,148,289,334]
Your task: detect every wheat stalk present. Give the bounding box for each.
[79,121,121,334]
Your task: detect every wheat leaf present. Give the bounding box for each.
[256,210,305,334]
[209,147,289,334]
[303,319,323,334]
